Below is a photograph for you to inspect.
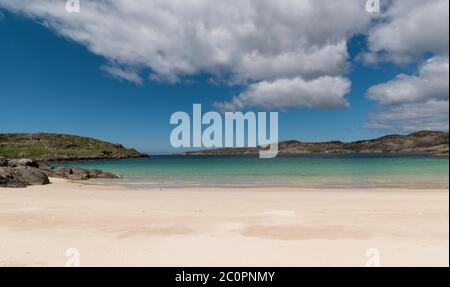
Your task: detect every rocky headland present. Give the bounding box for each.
[0,133,147,163]
[0,133,147,188]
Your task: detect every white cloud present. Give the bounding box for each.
[367,57,449,105]
[366,57,449,132]
[2,0,447,127]
[364,0,449,133]
[230,41,349,83]
[215,76,351,111]
[366,0,449,63]
[366,100,449,132]
[101,65,143,85]
[0,0,371,109]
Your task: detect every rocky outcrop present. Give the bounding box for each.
[0,132,140,188]
[0,177,27,188]
[0,165,49,187]
[184,131,449,156]
[39,164,119,180]
[10,166,50,185]
[0,157,119,188]
[7,158,40,168]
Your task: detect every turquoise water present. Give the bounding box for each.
[55,155,449,188]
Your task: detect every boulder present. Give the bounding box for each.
[0,166,49,187]
[87,169,103,178]
[11,166,50,185]
[49,167,88,180]
[49,167,119,180]
[50,167,72,178]
[66,167,90,180]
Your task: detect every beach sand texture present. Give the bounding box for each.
[0,178,448,267]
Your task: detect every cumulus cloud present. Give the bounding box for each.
[215,76,351,111]
[0,0,371,109]
[366,100,449,132]
[364,1,449,133]
[1,0,447,129]
[365,0,449,64]
[367,57,449,105]
[366,57,449,132]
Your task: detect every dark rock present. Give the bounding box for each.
[0,166,49,187]
[49,167,87,180]
[0,157,8,167]
[0,176,27,188]
[11,166,50,185]
[48,166,119,180]
[66,167,90,180]
[87,169,103,178]
[8,158,40,168]
[49,167,74,178]
[85,169,119,179]
[1,157,118,188]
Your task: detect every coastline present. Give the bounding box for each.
[83,180,450,190]
[38,154,149,165]
[57,154,449,190]
[1,178,448,267]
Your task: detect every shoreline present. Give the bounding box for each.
[38,154,149,165]
[78,180,450,191]
[0,178,448,267]
[46,154,449,190]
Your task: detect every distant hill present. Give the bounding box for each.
[183,131,449,156]
[0,133,148,162]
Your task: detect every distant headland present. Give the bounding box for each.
[183,131,449,157]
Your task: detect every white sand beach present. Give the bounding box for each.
[0,179,448,267]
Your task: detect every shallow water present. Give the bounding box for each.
[56,154,449,188]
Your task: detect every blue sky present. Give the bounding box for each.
[0,1,448,154]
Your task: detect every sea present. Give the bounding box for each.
[54,154,449,188]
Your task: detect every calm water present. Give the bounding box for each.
[55,154,449,188]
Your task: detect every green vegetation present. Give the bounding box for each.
[0,133,147,161]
